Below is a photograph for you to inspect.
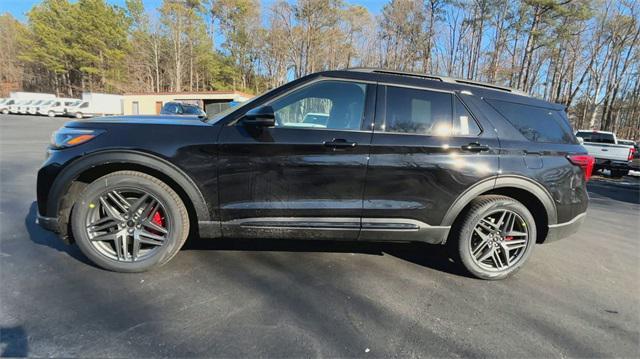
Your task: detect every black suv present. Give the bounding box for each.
[37,69,592,279]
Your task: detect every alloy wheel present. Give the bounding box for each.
[85,188,170,262]
[468,209,529,271]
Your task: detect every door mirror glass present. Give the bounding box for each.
[243,105,275,127]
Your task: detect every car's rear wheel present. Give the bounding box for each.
[71,171,189,272]
[75,112,83,119]
[449,195,536,280]
[48,111,55,117]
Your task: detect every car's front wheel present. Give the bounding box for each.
[449,195,536,280]
[48,111,56,117]
[71,171,190,272]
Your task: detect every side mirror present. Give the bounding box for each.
[243,105,275,127]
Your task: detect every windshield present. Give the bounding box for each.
[42,100,54,106]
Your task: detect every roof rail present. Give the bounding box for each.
[345,68,529,97]
[347,68,451,83]
[452,78,529,96]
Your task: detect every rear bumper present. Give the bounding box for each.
[545,212,586,242]
[594,158,630,170]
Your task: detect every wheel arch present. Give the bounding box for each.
[441,175,557,244]
[48,150,210,241]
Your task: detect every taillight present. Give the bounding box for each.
[567,154,595,181]
[628,147,635,161]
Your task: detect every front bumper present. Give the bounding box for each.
[37,214,74,244]
[545,212,586,242]
[37,214,60,233]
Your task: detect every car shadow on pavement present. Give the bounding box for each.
[0,326,28,357]
[24,201,470,278]
[183,236,472,278]
[587,178,640,204]
[24,202,94,266]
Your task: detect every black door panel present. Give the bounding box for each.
[362,85,500,229]
[217,81,375,240]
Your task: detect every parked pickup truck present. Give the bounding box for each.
[575,130,635,178]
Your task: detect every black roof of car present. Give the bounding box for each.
[309,68,565,111]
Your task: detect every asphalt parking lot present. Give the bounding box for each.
[1,114,639,357]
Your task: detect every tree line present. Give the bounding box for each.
[0,0,638,138]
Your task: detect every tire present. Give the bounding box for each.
[71,171,190,272]
[610,170,628,178]
[75,112,83,119]
[448,195,536,280]
[48,111,55,117]
[1,109,7,114]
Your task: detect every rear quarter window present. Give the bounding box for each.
[486,99,576,144]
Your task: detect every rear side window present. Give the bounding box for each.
[383,86,452,135]
[575,131,615,144]
[183,106,204,115]
[382,87,482,136]
[453,97,481,136]
[486,99,576,143]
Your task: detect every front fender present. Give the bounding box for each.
[45,150,211,224]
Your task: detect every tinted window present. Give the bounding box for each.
[384,86,451,135]
[453,97,481,136]
[270,81,366,130]
[575,131,615,144]
[162,103,181,114]
[487,99,575,143]
[183,105,205,115]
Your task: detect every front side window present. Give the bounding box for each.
[80,102,89,108]
[269,81,366,130]
[383,86,452,135]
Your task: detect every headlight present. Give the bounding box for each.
[50,128,103,149]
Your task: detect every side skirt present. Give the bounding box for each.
[205,217,450,244]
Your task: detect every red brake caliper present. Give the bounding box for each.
[505,236,513,241]
[152,211,165,227]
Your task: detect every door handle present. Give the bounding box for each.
[461,142,490,152]
[524,150,542,155]
[323,138,357,149]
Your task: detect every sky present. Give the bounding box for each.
[1,0,388,22]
